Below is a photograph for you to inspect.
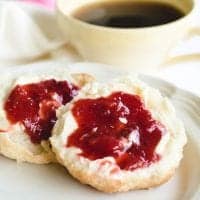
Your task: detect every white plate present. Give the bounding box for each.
[0,61,199,200]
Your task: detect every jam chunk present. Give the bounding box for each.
[67,92,166,171]
[4,79,78,144]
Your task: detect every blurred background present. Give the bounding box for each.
[0,0,200,95]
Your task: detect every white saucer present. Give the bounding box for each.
[0,61,199,200]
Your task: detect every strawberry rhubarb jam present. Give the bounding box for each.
[4,79,78,144]
[67,92,166,171]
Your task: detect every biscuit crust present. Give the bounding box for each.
[0,134,55,164]
[52,144,175,193]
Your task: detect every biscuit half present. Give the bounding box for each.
[51,76,187,192]
[0,69,93,164]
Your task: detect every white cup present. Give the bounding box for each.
[57,0,200,73]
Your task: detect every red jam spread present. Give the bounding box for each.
[4,79,79,144]
[67,92,166,171]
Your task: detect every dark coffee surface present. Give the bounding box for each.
[72,1,185,28]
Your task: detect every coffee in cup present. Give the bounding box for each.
[72,1,185,28]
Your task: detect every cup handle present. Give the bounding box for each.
[164,26,200,66]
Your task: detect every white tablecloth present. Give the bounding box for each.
[0,1,200,96]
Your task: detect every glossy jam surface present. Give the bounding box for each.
[67,92,166,171]
[5,79,78,144]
